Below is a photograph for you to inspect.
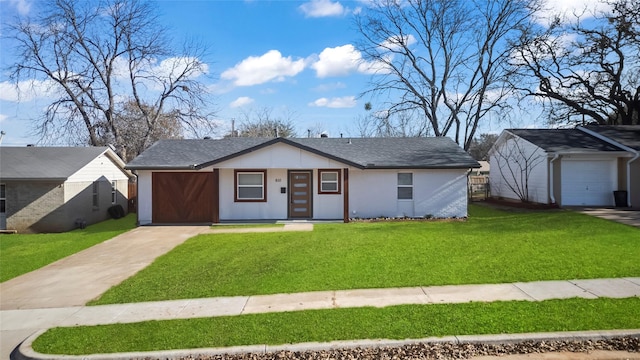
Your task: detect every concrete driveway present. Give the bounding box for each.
[576,207,640,228]
[0,226,208,310]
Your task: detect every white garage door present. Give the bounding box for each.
[561,159,615,206]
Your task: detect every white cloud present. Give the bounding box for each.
[5,0,31,15]
[230,96,255,108]
[0,114,7,123]
[151,57,209,80]
[537,0,611,26]
[299,0,347,17]
[311,44,384,78]
[309,96,356,108]
[0,79,59,102]
[221,50,306,86]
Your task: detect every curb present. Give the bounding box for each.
[14,329,640,360]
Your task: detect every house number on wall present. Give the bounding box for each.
[275,178,282,182]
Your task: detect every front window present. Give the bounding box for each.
[318,169,341,194]
[0,184,6,213]
[235,170,267,202]
[92,181,99,209]
[397,173,413,200]
[111,181,117,204]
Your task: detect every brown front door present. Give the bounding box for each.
[152,172,215,223]
[289,170,312,218]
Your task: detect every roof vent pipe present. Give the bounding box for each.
[274,128,279,137]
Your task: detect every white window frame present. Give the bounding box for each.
[92,181,99,209]
[318,169,341,194]
[397,173,413,200]
[0,183,6,213]
[111,181,117,204]
[235,170,267,202]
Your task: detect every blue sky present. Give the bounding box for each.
[0,0,606,146]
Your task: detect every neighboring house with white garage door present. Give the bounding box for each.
[489,126,639,207]
[126,137,480,224]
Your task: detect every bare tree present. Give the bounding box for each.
[491,134,545,202]
[95,100,183,162]
[226,107,297,138]
[467,133,499,161]
[355,0,539,149]
[7,0,216,160]
[510,0,640,126]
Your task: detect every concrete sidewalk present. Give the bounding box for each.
[3,277,640,359]
[3,278,639,330]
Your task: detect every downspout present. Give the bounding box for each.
[549,153,560,205]
[627,151,640,207]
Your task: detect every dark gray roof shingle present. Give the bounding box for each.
[126,137,480,170]
[507,129,624,152]
[583,125,640,151]
[0,147,110,180]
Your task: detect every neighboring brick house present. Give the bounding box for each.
[0,147,132,233]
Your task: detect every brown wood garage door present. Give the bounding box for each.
[152,172,216,223]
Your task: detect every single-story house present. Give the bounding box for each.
[489,125,639,207]
[126,137,480,224]
[0,146,132,233]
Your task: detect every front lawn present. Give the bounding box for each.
[91,205,639,304]
[0,214,136,282]
[34,297,640,355]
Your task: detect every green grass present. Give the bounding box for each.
[33,297,640,355]
[91,205,640,304]
[0,214,136,282]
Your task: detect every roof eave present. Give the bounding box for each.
[0,177,68,182]
[196,137,366,169]
[545,150,632,156]
[124,165,199,171]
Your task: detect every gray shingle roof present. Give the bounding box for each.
[126,137,480,170]
[507,129,624,152]
[583,125,640,151]
[0,147,110,180]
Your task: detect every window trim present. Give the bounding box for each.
[0,183,6,214]
[318,169,341,194]
[92,181,100,209]
[234,169,267,202]
[397,172,413,200]
[111,181,117,204]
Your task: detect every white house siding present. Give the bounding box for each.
[214,142,346,220]
[217,168,289,220]
[67,152,130,183]
[349,169,469,219]
[490,137,549,204]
